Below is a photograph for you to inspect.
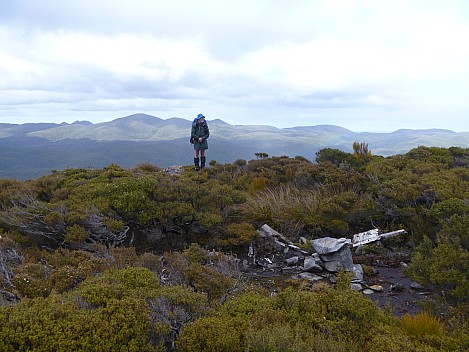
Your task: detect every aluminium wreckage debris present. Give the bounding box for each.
[351,229,406,247]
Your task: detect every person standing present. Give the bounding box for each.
[190,114,209,170]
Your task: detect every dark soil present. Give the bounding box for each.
[364,265,430,316]
[240,247,433,317]
[352,248,434,316]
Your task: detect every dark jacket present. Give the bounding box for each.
[191,121,209,150]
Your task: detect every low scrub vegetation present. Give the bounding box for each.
[0,146,468,350]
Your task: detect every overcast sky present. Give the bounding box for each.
[1,0,469,131]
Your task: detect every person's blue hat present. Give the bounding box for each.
[192,113,205,125]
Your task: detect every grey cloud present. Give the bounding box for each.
[277,91,386,109]
[0,1,138,33]
[1,0,311,63]
[204,22,310,62]
[1,65,209,108]
[1,1,210,36]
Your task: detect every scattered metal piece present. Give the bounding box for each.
[369,285,384,292]
[352,229,406,247]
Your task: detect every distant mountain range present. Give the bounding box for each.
[1,113,469,180]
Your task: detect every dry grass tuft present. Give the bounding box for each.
[400,311,444,338]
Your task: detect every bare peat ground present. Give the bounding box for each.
[241,249,432,317]
[353,248,434,316]
[364,265,428,316]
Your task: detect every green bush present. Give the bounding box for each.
[0,294,155,351]
[406,214,469,303]
[1,150,469,351]
[64,224,89,244]
[76,267,160,307]
[0,267,211,351]
[217,222,258,246]
[10,248,104,298]
[183,263,234,302]
[177,315,247,352]
[12,262,51,298]
[0,267,160,351]
[178,286,446,351]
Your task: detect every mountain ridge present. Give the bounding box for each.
[1,113,469,179]
[2,114,467,141]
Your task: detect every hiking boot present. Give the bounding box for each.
[201,156,206,169]
[194,157,200,171]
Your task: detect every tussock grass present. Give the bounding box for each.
[242,184,326,239]
[400,311,444,338]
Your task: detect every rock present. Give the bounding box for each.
[299,237,307,245]
[311,237,351,255]
[310,237,354,273]
[163,165,183,175]
[390,283,405,292]
[298,272,323,282]
[410,282,424,290]
[400,261,408,268]
[352,264,364,281]
[369,285,384,292]
[350,283,363,291]
[281,267,298,274]
[363,289,374,295]
[0,290,19,305]
[310,265,323,273]
[324,261,340,273]
[256,257,275,268]
[354,244,363,255]
[311,253,324,267]
[241,259,249,272]
[320,246,354,272]
[303,256,323,273]
[285,256,299,266]
[247,242,256,265]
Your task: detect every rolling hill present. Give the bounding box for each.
[1,113,469,179]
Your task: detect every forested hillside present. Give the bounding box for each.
[0,145,468,351]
